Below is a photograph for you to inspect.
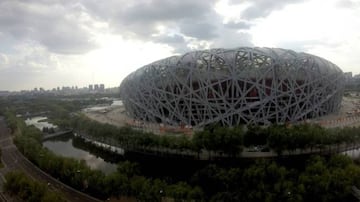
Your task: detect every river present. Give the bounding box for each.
[25,116,118,175]
[43,136,117,175]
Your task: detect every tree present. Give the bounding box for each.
[244,125,268,146]
[4,171,65,202]
[117,161,140,178]
[267,125,288,155]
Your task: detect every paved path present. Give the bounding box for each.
[0,116,103,202]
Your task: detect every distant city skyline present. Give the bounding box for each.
[0,0,360,91]
[27,83,107,92]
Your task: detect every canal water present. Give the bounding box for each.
[83,99,123,112]
[343,148,360,159]
[43,136,117,175]
[25,116,118,175]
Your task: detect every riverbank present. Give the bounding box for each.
[0,116,102,202]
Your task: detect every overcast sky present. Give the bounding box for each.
[0,0,359,91]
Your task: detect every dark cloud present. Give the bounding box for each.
[81,0,255,51]
[154,34,185,44]
[0,0,256,55]
[180,22,218,40]
[37,19,97,54]
[79,0,221,41]
[153,34,190,54]
[0,0,97,54]
[121,0,212,23]
[0,0,310,56]
[76,0,234,52]
[229,0,306,19]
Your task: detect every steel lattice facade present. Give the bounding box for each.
[120,47,344,127]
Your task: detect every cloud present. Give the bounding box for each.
[3,42,61,72]
[0,41,89,90]
[229,0,306,19]
[275,39,343,53]
[179,22,218,40]
[81,0,217,38]
[79,0,225,48]
[120,0,212,23]
[0,43,56,90]
[336,0,360,8]
[224,21,252,30]
[154,34,186,44]
[0,0,309,56]
[153,34,190,53]
[0,0,98,54]
[80,0,255,53]
[7,0,358,91]
[0,53,8,67]
[211,31,253,49]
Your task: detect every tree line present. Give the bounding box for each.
[190,155,360,201]
[72,115,360,157]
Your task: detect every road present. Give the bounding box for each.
[0,116,103,202]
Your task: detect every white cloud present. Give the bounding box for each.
[0,53,8,67]
[82,34,174,87]
[249,0,360,74]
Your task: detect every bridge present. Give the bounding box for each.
[42,129,73,141]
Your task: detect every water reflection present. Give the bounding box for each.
[43,136,117,175]
[111,100,123,106]
[26,116,117,175]
[83,99,123,112]
[343,148,360,159]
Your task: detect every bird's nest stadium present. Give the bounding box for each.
[120,47,344,127]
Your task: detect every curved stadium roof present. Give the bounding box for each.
[120,47,344,127]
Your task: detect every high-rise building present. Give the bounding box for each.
[344,72,353,83]
[100,84,105,91]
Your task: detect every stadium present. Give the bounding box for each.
[120,47,344,127]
